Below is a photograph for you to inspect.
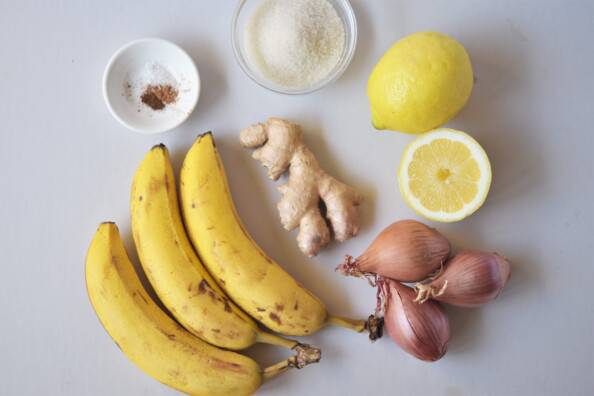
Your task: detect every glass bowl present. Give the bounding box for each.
[231,0,358,95]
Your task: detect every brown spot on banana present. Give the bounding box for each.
[159,328,177,341]
[148,176,164,193]
[269,312,282,325]
[256,307,266,312]
[110,254,119,269]
[198,280,208,294]
[210,358,249,374]
[275,303,284,312]
[164,174,170,191]
[252,269,267,282]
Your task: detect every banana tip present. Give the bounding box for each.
[151,143,167,151]
[196,131,214,143]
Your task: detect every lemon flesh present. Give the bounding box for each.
[398,128,491,222]
[368,31,473,134]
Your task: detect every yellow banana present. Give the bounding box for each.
[130,144,313,352]
[180,133,373,337]
[86,223,267,396]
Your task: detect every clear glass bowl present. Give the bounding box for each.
[231,0,358,95]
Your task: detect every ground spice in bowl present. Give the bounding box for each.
[141,84,178,111]
[125,62,188,115]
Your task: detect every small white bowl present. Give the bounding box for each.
[103,38,200,134]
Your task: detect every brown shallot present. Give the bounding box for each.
[414,251,511,307]
[337,220,450,282]
[377,277,450,361]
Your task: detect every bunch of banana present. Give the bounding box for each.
[86,134,381,394]
[179,133,381,338]
[86,223,312,396]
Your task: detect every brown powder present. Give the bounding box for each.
[140,84,178,111]
[141,90,165,110]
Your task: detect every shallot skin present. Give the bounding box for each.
[338,220,451,282]
[417,251,511,307]
[381,279,450,362]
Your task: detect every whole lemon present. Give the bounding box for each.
[367,31,473,134]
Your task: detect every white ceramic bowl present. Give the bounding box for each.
[103,38,200,134]
[232,0,357,95]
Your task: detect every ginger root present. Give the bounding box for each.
[240,118,362,257]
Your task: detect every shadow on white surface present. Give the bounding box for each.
[456,28,546,212]
[445,305,485,355]
[167,36,229,129]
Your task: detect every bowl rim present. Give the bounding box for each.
[231,0,358,95]
[102,37,201,134]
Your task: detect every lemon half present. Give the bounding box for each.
[398,129,491,222]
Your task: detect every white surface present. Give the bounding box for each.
[103,38,200,134]
[1,1,593,395]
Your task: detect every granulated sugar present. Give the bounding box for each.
[245,0,345,90]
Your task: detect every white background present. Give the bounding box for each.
[1,1,593,395]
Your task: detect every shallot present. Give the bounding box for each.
[378,278,450,361]
[414,251,511,307]
[337,220,450,282]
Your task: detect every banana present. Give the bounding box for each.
[85,222,263,396]
[130,144,311,351]
[180,133,371,336]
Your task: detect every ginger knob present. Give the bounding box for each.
[240,118,362,257]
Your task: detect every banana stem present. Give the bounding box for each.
[262,344,322,382]
[262,360,291,382]
[256,331,299,350]
[327,315,384,340]
[326,315,367,332]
